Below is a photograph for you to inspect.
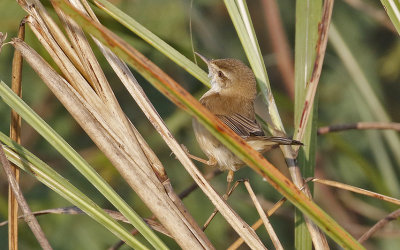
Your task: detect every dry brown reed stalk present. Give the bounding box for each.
[12,0,269,248]
[8,19,25,250]
[310,178,400,206]
[318,122,400,134]
[0,144,52,250]
[243,180,283,250]
[261,0,295,99]
[228,197,287,250]
[358,209,400,243]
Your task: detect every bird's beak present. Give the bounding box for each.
[195,52,210,66]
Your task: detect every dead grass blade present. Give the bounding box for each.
[228,197,288,250]
[358,209,400,243]
[318,122,400,135]
[311,178,400,205]
[243,180,283,250]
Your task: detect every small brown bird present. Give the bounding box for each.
[191,53,302,183]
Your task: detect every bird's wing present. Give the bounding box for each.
[216,113,265,137]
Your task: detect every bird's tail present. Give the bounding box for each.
[246,136,303,153]
[264,136,303,146]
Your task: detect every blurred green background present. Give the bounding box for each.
[0,0,399,249]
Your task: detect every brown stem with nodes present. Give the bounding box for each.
[318,122,400,135]
[9,19,25,250]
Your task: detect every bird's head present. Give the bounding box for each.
[195,53,257,100]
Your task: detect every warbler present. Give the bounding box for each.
[191,53,302,177]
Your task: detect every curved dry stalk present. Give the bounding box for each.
[318,122,400,135]
[0,144,52,250]
[310,178,400,206]
[358,209,400,243]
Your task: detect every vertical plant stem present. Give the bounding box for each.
[294,0,324,249]
[0,144,52,250]
[8,20,25,250]
[225,1,329,248]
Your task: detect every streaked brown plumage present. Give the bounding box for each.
[192,53,302,172]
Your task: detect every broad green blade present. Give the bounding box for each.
[0,131,147,249]
[0,80,167,249]
[294,0,322,249]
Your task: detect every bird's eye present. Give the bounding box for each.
[218,71,225,78]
